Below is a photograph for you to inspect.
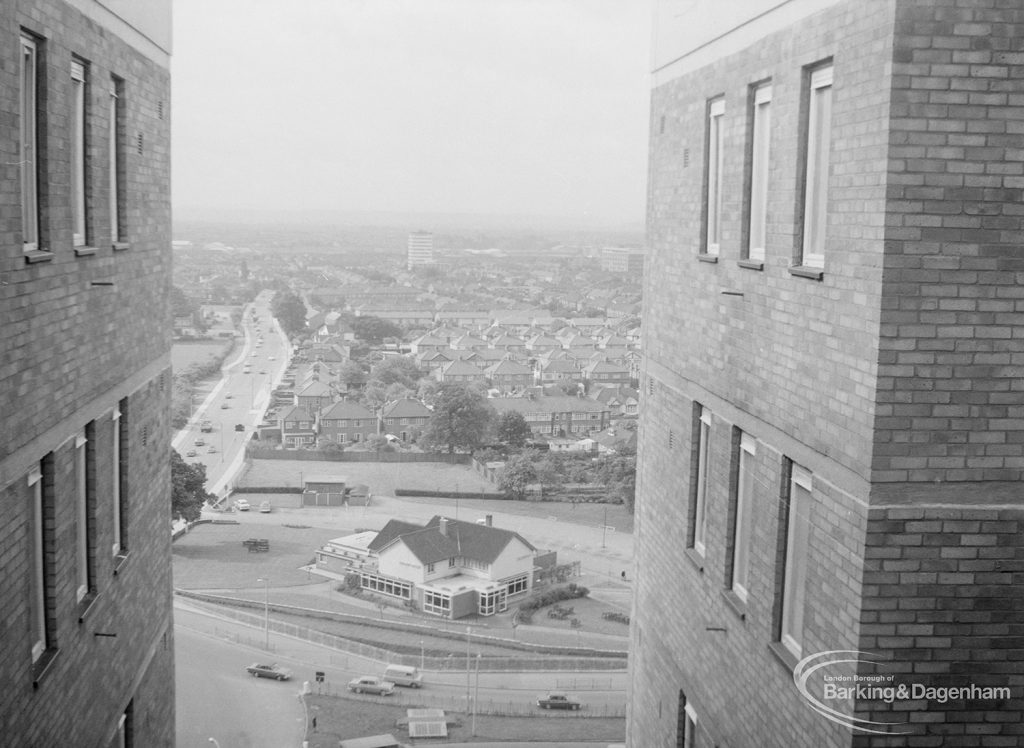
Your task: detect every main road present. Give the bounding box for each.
[173,290,290,500]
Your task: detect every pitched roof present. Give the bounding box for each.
[320,400,376,419]
[370,516,535,566]
[297,381,332,397]
[490,395,609,415]
[382,398,432,419]
[486,359,533,376]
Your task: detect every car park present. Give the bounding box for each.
[245,663,292,681]
[233,499,251,512]
[347,676,395,696]
[537,692,581,710]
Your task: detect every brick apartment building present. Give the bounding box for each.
[631,1,1024,747]
[0,1,175,745]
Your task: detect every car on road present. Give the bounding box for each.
[225,394,233,399]
[259,501,272,513]
[537,692,581,710]
[220,403,230,409]
[245,663,292,681]
[233,499,251,512]
[347,676,395,696]
[259,370,267,374]
[186,449,196,457]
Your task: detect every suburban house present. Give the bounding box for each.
[436,360,487,384]
[355,516,540,618]
[409,333,450,355]
[319,400,378,444]
[538,358,583,384]
[582,360,632,387]
[485,359,534,391]
[381,398,433,442]
[296,381,334,415]
[277,405,317,447]
[491,396,611,437]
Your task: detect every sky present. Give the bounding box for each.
[171,1,653,227]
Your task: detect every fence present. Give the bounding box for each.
[244,448,471,464]
[310,682,627,718]
[187,597,627,673]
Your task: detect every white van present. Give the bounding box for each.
[382,664,422,688]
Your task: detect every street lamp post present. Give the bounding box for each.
[465,626,471,714]
[420,639,425,671]
[472,653,481,736]
[257,577,269,649]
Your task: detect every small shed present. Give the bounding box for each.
[303,474,347,506]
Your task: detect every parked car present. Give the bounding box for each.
[259,501,272,513]
[245,663,292,681]
[347,676,395,696]
[194,438,205,446]
[233,499,251,512]
[537,692,581,710]
[220,403,230,409]
[207,446,217,453]
[186,449,196,457]
[235,424,245,431]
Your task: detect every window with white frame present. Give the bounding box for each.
[800,65,833,268]
[75,432,90,602]
[730,433,756,601]
[747,83,772,262]
[112,407,123,555]
[502,574,529,596]
[677,691,697,748]
[20,35,39,253]
[71,60,88,247]
[109,77,123,244]
[422,590,451,616]
[29,464,47,662]
[704,98,725,255]
[691,406,712,556]
[781,463,812,657]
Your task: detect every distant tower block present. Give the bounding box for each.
[407,231,435,269]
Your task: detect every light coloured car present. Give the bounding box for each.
[259,501,272,513]
[347,676,395,696]
[233,499,251,512]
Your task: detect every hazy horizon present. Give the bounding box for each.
[171,1,652,227]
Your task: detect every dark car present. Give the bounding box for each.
[235,424,245,432]
[245,662,292,681]
[537,692,581,710]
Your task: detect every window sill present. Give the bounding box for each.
[684,547,705,573]
[112,242,131,252]
[32,648,61,689]
[720,589,747,621]
[768,640,799,674]
[77,592,99,623]
[113,552,130,576]
[24,249,54,264]
[696,253,719,264]
[737,259,764,271]
[74,245,98,257]
[788,265,824,281]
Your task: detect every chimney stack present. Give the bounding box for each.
[439,517,448,536]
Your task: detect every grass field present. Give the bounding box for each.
[171,340,234,374]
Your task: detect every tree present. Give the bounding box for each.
[271,289,307,336]
[171,450,213,521]
[496,411,532,448]
[171,285,194,318]
[498,453,536,500]
[419,383,496,454]
[352,315,402,345]
[596,452,637,512]
[368,357,422,389]
[339,361,368,389]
